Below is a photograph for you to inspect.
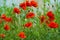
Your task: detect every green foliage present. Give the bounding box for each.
[0,0,60,40]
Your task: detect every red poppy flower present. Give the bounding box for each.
[47,11,54,18]
[48,17,55,22]
[31,1,38,7]
[24,22,32,28]
[4,17,12,22]
[1,14,6,19]
[4,24,10,31]
[13,7,20,14]
[39,15,45,23]
[26,1,31,7]
[26,12,35,19]
[0,34,5,38]
[19,2,26,10]
[48,22,58,28]
[18,32,26,39]
[47,11,55,21]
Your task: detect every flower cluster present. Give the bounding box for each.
[1,14,12,22]
[39,11,58,28]
[19,0,38,10]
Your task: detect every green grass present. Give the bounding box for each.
[0,0,60,40]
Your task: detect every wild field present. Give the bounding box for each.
[0,0,60,40]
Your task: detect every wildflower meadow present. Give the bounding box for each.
[0,0,60,40]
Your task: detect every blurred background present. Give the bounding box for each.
[0,0,60,7]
